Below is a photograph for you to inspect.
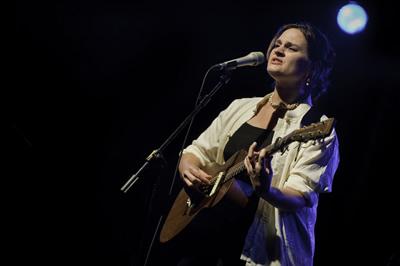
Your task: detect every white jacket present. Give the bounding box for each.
[183,93,340,266]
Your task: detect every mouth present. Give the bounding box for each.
[270,57,283,64]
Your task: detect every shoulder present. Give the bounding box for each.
[216,97,263,119]
[225,97,263,111]
[301,105,326,126]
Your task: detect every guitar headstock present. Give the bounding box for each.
[288,118,335,143]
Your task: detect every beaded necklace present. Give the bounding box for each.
[268,91,300,110]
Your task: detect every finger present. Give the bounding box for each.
[263,156,273,174]
[186,167,202,183]
[246,157,260,189]
[183,171,200,184]
[254,157,263,175]
[247,141,257,159]
[259,148,268,159]
[256,148,268,172]
[244,156,254,175]
[196,168,212,184]
[182,173,195,187]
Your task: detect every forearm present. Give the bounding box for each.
[257,186,308,211]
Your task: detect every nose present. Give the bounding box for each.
[274,46,285,57]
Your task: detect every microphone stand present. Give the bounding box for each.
[120,68,232,266]
[121,68,231,193]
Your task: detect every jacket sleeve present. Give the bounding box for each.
[283,123,340,207]
[182,99,242,166]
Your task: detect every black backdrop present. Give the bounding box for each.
[14,1,399,265]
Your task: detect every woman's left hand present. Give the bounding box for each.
[244,142,273,195]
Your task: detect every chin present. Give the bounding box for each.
[267,67,283,78]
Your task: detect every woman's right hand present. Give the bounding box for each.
[179,153,211,190]
[181,165,211,189]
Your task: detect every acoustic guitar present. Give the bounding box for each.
[159,118,335,243]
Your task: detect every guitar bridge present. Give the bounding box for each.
[208,172,224,197]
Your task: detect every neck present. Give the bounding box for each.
[274,87,303,105]
[268,84,310,111]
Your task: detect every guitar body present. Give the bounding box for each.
[159,150,249,243]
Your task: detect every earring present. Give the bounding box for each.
[306,78,311,87]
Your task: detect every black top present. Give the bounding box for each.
[224,122,274,161]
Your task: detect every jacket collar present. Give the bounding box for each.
[254,92,313,121]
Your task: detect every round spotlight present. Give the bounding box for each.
[337,2,368,34]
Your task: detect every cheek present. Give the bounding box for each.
[291,57,310,74]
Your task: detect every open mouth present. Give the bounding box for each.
[271,58,283,64]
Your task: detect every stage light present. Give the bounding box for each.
[337,2,368,34]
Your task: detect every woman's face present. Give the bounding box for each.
[267,28,311,85]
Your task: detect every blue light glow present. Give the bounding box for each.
[337,2,368,34]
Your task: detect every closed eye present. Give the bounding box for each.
[273,41,299,52]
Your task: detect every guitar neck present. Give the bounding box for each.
[223,137,287,183]
[215,117,335,185]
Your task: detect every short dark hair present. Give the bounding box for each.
[266,22,336,101]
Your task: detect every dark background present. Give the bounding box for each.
[14,0,399,265]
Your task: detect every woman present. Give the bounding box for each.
[177,22,340,266]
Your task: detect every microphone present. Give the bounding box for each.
[213,51,265,70]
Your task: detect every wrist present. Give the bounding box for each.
[256,186,277,201]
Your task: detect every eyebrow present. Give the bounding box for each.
[276,39,301,48]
